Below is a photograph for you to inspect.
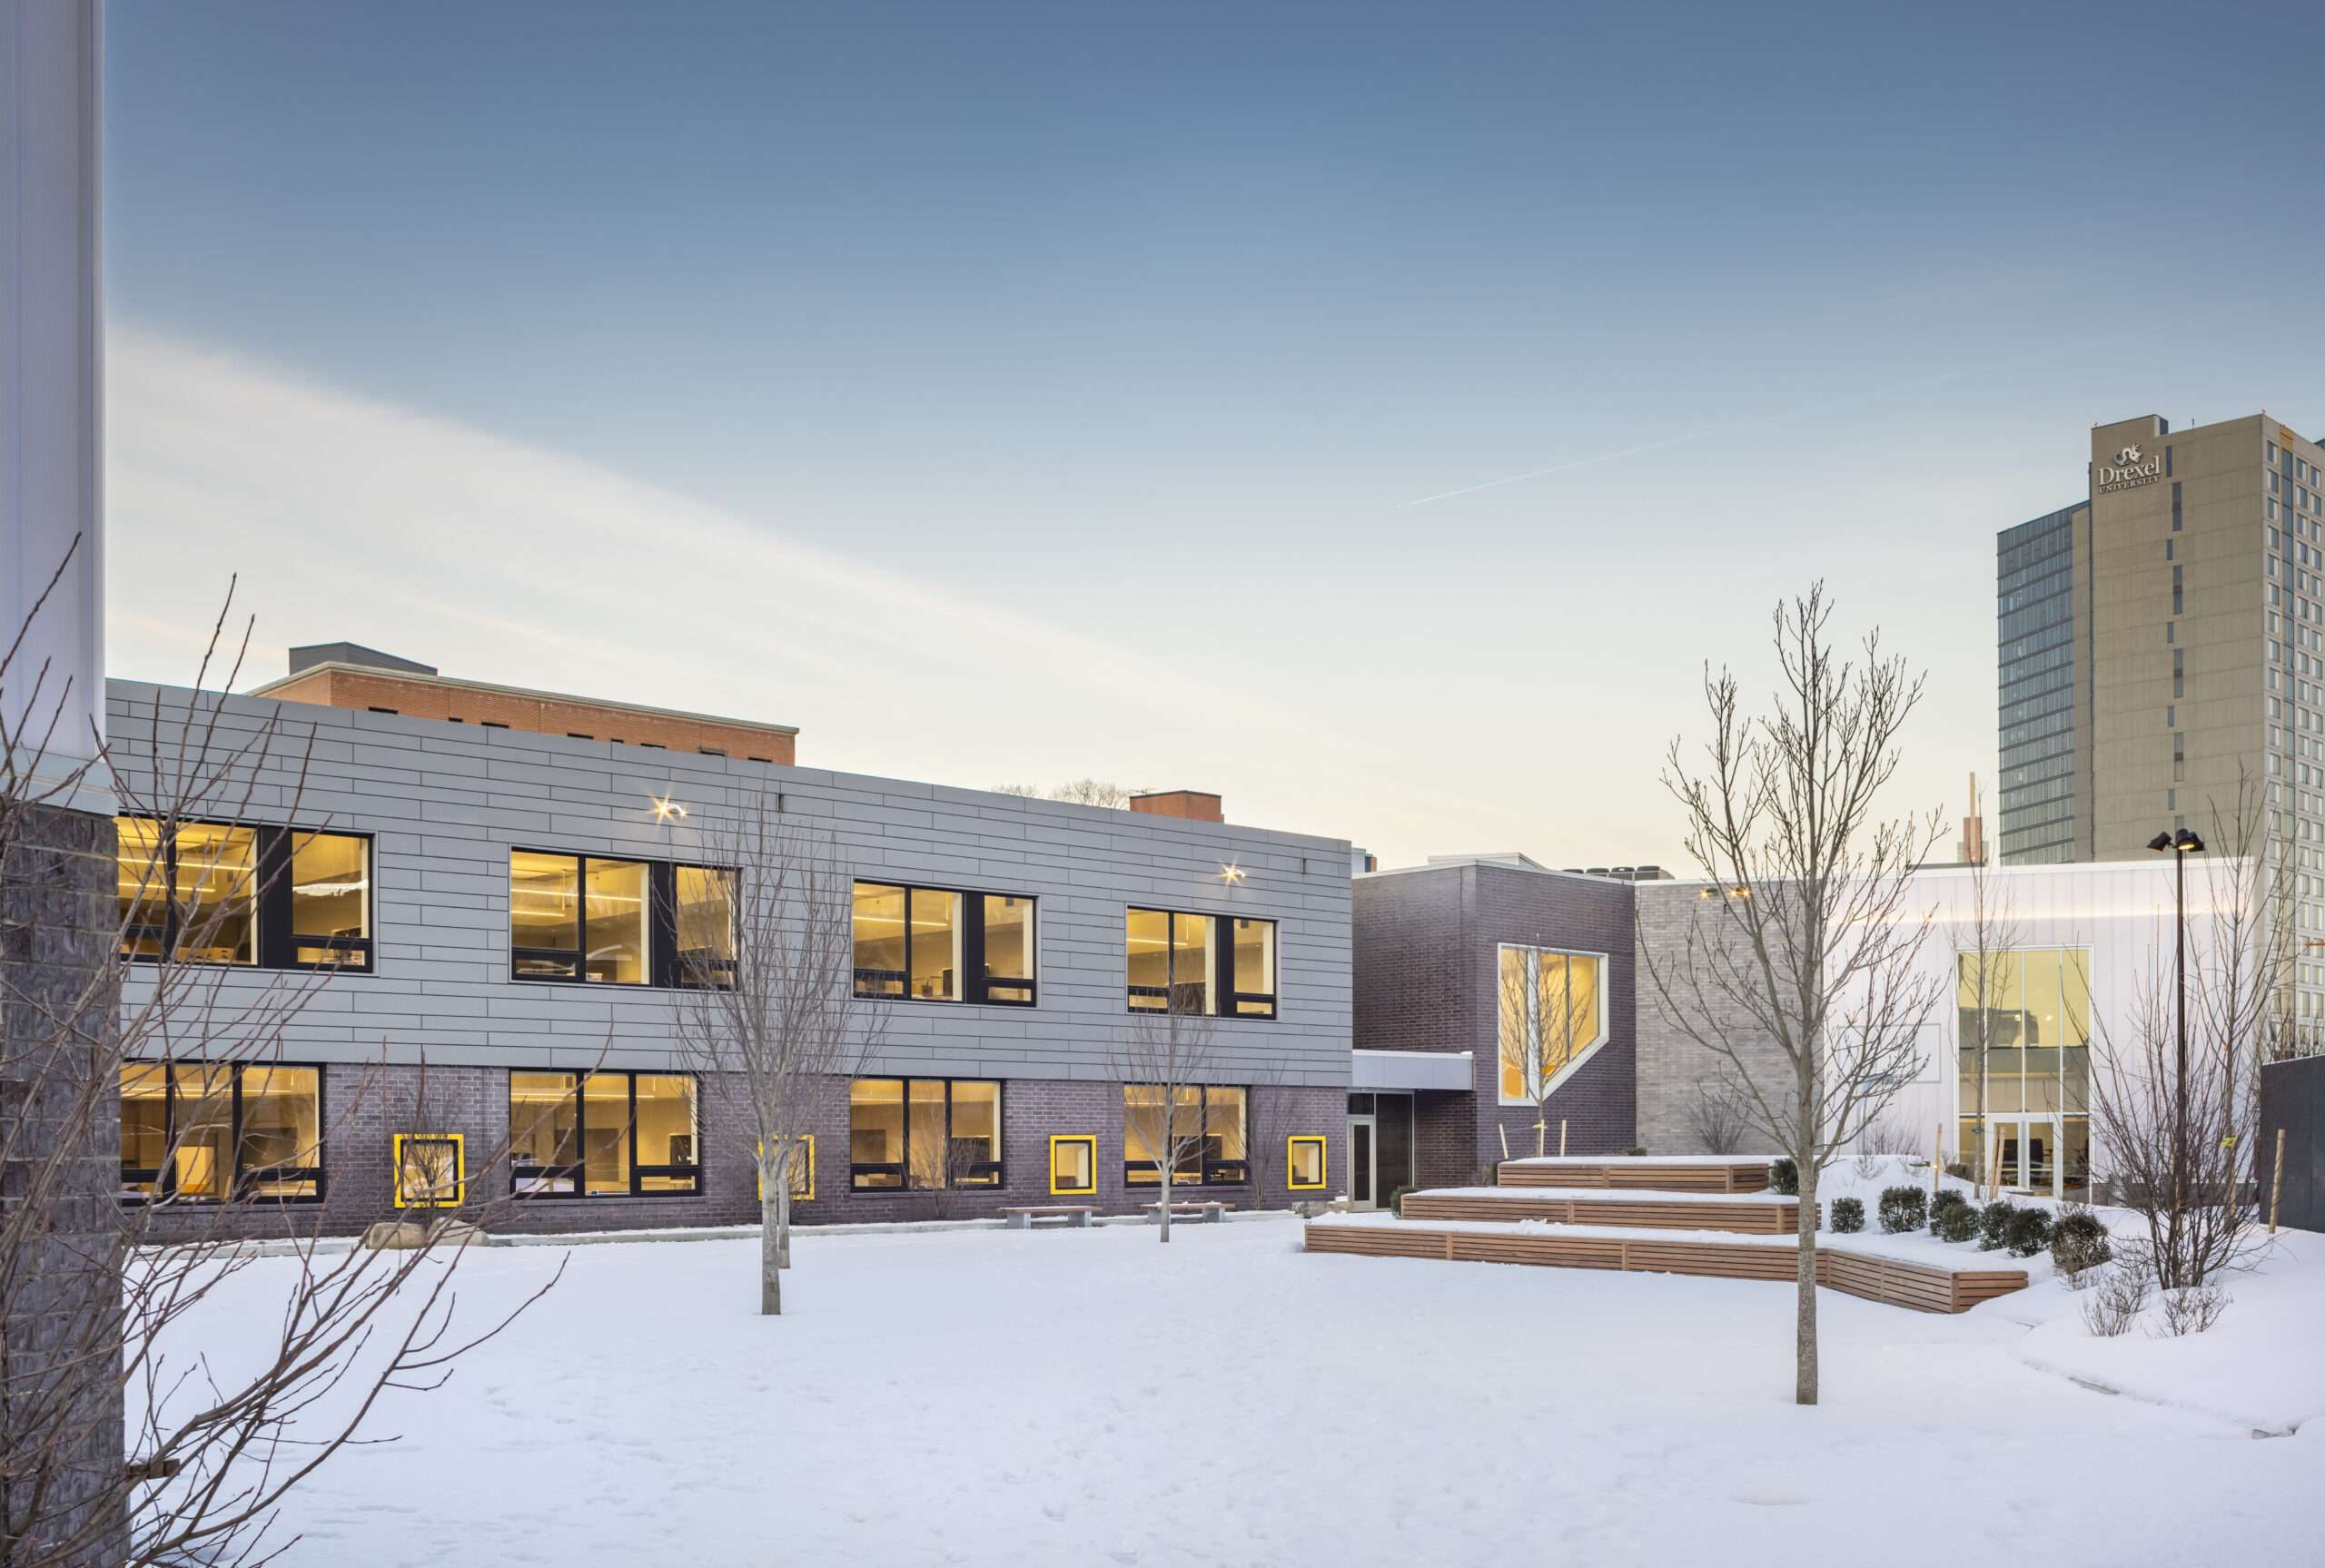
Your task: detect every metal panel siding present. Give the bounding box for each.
[108,682,1352,1087]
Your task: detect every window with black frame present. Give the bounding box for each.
[1123,1085,1247,1186]
[1126,910,1275,1018]
[507,852,735,988]
[116,818,373,971]
[847,1078,1003,1190]
[851,883,1035,1006]
[119,1061,324,1201]
[507,1071,701,1197]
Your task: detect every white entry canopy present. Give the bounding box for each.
[1350,1049,1473,1092]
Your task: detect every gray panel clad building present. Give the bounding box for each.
[108,666,1352,1235]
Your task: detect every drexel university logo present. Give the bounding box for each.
[2117,445,2142,467]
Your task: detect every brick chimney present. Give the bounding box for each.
[1129,790,1223,823]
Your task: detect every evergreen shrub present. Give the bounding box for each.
[1829,1196,1865,1233]
[1929,1188,1970,1234]
[1769,1158,1799,1195]
[2004,1206,2053,1258]
[2050,1210,2113,1277]
[1935,1198,1980,1242]
[1876,1186,1926,1233]
[1978,1200,2014,1250]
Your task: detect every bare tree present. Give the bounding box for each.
[1496,944,1596,1158]
[1682,1076,1750,1155]
[1236,1058,1304,1211]
[2084,774,2283,1297]
[668,785,883,1314]
[1109,999,1222,1243]
[3,561,552,1567]
[991,780,1136,808]
[1954,774,2023,1199]
[1643,585,1944,1406]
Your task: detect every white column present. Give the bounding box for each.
[1,0,109,811]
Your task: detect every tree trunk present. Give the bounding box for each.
[758,1169,783,1316]
[1794,1154,1819,1405]
[776,1163,793,1271]
[1159,1173,1172,1243]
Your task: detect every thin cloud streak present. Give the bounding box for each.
[1396,330,2158,508]
[103,324,1341,799]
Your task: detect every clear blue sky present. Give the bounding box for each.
[102,1,2325,869]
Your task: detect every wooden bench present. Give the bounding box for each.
[1000,1206,1096,1230]
[1303,1222,2026,1314]
[1143,1201,1232,1224]
[1400,1190,1815,1235]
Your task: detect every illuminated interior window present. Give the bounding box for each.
[1954,948,2092,1198]
[118,817,365,969]
[288,832,373,970]
[1123,1084,1248,1186]
[674,866,737,987]
[1497,944,1608,1104]
[117,1061,322,1202]
[1286,1135,1327,1189]
[1125,912,1275,1018]
[1049,1134,1097,1195]
[849,1077,1004,1190]
[508,1070,699,1198]
[510,851,707,986]
[853,882,1035,1005]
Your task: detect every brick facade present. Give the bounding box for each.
[250,666,801,764]
[137,1066,1345,1238]
[1353,860,1637,1185]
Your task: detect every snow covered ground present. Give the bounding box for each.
[173,1204,2325,1567]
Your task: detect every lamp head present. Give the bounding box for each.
[2146,832,2173,853]
[2175,828,2205,853]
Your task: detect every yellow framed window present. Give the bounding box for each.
[393,1133,465,1208]
[1049,1134,1097,1195]
[1286,1135,1327,1189]
[756,1136,816,1201]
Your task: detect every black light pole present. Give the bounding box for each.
[2147,827,2205,1231]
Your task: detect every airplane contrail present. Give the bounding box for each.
[1395,330,2158,508]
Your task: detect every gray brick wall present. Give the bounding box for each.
[1633,882,1786,1156]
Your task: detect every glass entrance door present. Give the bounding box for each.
[1349,1115,1377,1211]
[1990,1117,2059,1197]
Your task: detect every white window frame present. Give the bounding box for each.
[1495,942,1612,1107]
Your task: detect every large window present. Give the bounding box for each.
[1497,945,1607,1103]
[120,1062,323,1200]
[117,818,372,971]
[1126,911,1275,1017]
[847,1078,1003,1190]
[1955,948,2092,1198]
[508,1071,701,1197]
[852,883,1036,1006]
[1123,1085,1247,1185]
[507,852,734,987]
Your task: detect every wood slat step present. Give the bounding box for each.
[1400,1191,1814,1234]
[1496,1161,1772,1193]
[1306,1222,2027,1315]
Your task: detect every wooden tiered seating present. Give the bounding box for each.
[1496,1159,1771,1192]
[1399,1191,1815,1235]
[1304,1221,2027,1314]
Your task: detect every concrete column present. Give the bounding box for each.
[3,0,109,809]
[3,4,122,1560]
